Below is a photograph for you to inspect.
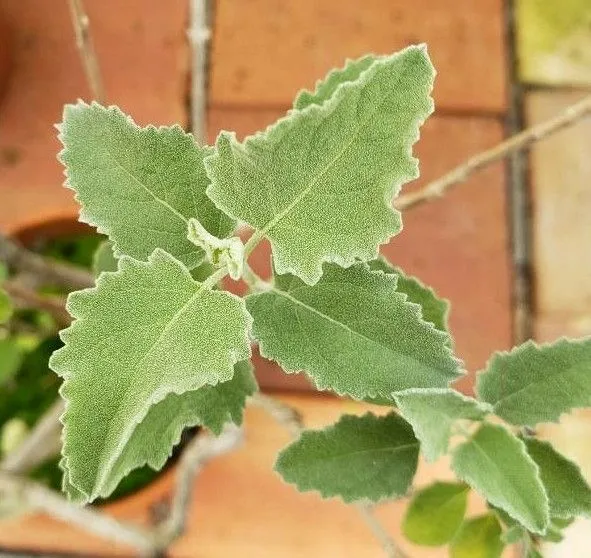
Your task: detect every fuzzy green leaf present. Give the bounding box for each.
[59,103,234,269]
[50,249,252,501]
[91,360,257,497]
[247,263,460,400]
[394,388,491,462]
[450,515,504,558]
[524,437,591,519]
[476,338,591,426]
[206,46,434,285]
[293,55,376,109]
[368,257,450,332]
[92,240,118,276]
[402,482,469,546]
[275,412,419,503]
[452,424,549,534]
[0,288,13,324]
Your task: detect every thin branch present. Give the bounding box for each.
[395,93,591,211]
[0,234,94,291]
[153,425,243,549]
[252,394,405,557]
[1,400,65,474]
[67,0,105,103]
[188,0,211,144]
[2,281,71,329]
[0,471,155,555]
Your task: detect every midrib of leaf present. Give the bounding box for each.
[92,278,215,495]
[245,58,407,253]
[465,433,547,530]
[305,441,419,465]
[270,285,435,371]
[103,149,189,227]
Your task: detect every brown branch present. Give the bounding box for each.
[3,281,72,329]
[0,234,94,291]
[395,93,591,211]
[67,0,105,103]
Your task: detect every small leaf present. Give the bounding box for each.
[0,288,13,324]
[476,338,591,426]
[206,46,434,285]
[1,418,29,456]
[402,482,469,546]
[450,515,504,558]
[50,249,252,501]
[275,412,419,503]
[247,263,461,400]
[524,437,591,519]
[0,339,23,385]
[452,423,549,534]
[293,55,376,109]
[187,218,244,280]
[395,388,490,462]
[368,257,450,332]
[95,360,257,497]
[92,240,118,276]
[59,102,234,269]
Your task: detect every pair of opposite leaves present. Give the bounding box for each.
[50,46,462,502]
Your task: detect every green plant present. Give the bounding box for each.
[47,45,591,556]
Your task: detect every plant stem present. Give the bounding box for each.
[0,471,155,555]
[153,425,243,550]
[251,393,407,557]
[0,234,94,291]
[395,93,591,211]
[2,281,71,329]
[67,0,105,104]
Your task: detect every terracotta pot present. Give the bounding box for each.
[0,11,11,103]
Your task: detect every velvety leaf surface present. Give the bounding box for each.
[524,437,591,519]
[402,482,469,546]
[476,338,591,426]
[50,249,251,501]
[452,424,549,533]
[368,257,449,332]
[450,515,504,558]
[275,412,419,503]
[395,388,490,462]
[59,103,234,269]
[247,263,460,400]
[206,46,434,285]
[92,240,118,276]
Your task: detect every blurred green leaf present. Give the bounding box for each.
[450,515,504,558]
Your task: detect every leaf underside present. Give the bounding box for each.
[206,46,435,285]
[247,263,461,400]
[59,102,234,269]
[50,249,251,501]
[275,412,419,503]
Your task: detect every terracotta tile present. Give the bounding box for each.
[0,0,188,235]
[210,0,507,114]
[209,108,513,389]
[516,0,591,86]
[525,91,591,339]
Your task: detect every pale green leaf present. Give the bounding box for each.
[90,360,257,498]
[247,263,461,400]
[59,102,234,269]
[402,482,469,546]
[524,437,591,519]
[50,249,252,501]
[476,338,591,426]
[451,423,549,534]
[450,515,504,558]
[293,55,376,109]
[275,412,419,503]
[92,240,118,277]
[368,257,450,332]
[0,339,23,385]
[0,288,13,324]
[1,418,28,456]
[206,46,434,285]
[394,388,491,463]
